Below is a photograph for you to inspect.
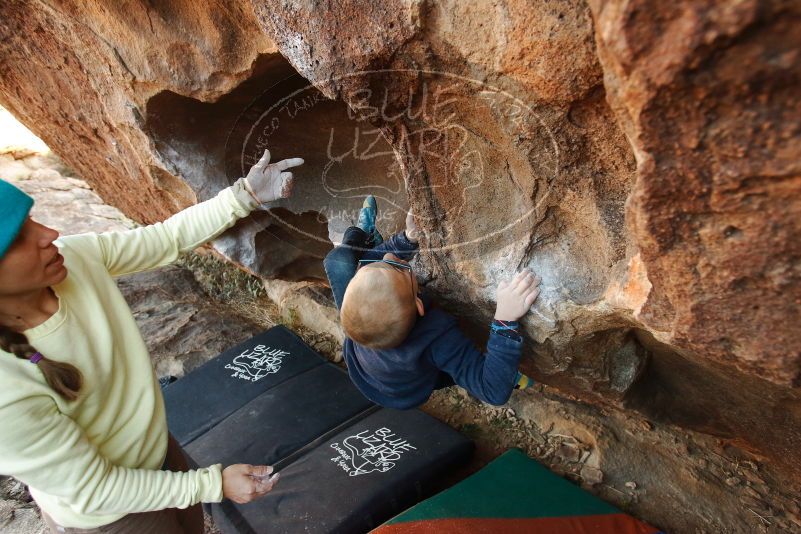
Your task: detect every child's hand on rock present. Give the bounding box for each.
[244,149,304,204]
[494,269,541,322]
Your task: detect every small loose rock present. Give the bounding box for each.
[580,465,604,486]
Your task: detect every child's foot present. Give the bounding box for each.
[513,371,534,390]
[357,195,377,234]
[357,195,383,246]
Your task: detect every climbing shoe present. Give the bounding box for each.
[357,195,383,246]
[513,371,534,390]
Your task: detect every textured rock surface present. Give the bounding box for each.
[589,0,801,386]
[0,0,275,221]
[1,1,800,531]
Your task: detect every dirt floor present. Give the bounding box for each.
[2,129,800,533]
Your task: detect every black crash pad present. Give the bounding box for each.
[211,408,474,534]
[164,326,325,446]
[185,363,375,468]
[165,326,474,534]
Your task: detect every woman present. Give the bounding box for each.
[0,149,303,533]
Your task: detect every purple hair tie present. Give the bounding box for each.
[29,352,43,364]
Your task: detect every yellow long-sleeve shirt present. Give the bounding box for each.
[0,181,259,528]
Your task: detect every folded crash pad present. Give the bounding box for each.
[164,325,474,534]
[164,325,326,446]
[373,448,662,534]
[184,363,376,468]
[211,408,474,534]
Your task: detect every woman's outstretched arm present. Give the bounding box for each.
[68,150,302,277]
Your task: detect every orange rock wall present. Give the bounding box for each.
[1,2,800,528]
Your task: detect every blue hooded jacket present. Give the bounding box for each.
[325,229,524,409]
[343,299,523,409]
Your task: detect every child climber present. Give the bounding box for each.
[323,196,540,409]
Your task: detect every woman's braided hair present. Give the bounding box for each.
[0,325,82,400]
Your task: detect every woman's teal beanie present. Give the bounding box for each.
[0,179,33,258]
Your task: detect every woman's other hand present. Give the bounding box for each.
[244,149,304,204]
[222,464,280,504]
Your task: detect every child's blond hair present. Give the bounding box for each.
[341,268,417,349]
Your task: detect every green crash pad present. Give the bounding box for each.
[373,449,662,534]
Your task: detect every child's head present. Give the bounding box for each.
[341,253,425,349]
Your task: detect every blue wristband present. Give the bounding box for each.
[491,320,519,332]
[491,320,521,341]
